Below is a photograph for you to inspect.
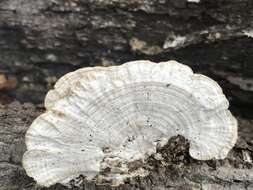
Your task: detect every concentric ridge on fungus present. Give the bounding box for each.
[22,60,238,187]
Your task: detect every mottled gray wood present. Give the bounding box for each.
[0,0,253,189]
[0,0,252,106]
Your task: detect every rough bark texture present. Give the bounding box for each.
[0,0,252,108]
[0,0,253,189]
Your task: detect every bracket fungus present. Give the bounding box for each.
[23,60,237,187]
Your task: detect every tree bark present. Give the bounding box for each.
[0,0,252,107]
[0,102,253,190]
[0,0,253,189]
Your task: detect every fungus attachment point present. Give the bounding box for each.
[22,60,237,187]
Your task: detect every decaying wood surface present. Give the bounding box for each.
[0,0,252,106]
[0,102,253,190]
[0,0,253,189]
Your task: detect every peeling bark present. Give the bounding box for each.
[0,0,252,105]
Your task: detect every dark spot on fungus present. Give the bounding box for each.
[127,136,136,142]
[102,147,111,153]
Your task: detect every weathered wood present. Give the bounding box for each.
[0,0,252,105]
[0,102,252,190]
[0,0,253,189]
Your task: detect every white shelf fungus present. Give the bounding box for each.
[23,60,237,187]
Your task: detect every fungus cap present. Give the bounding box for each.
[23,60,237,187]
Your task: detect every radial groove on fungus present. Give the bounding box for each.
[22,60,237,187]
